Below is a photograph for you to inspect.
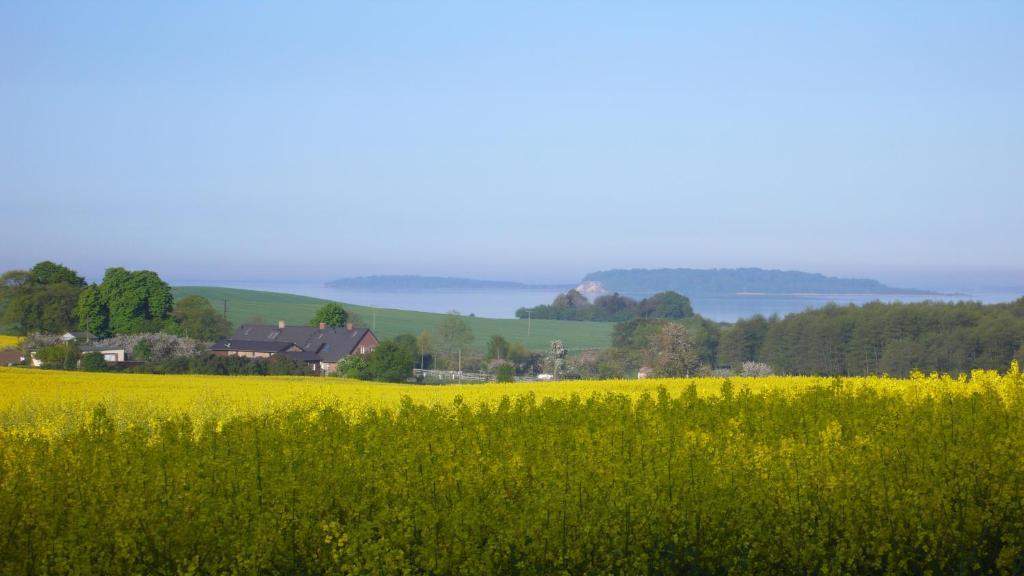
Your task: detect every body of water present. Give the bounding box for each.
[212,282,1021,323]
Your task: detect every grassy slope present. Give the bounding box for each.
[172,286,613,353]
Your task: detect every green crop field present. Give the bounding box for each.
[172,286,614,353]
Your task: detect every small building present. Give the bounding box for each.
[29,344,127,367]
[79,344,128,363]
[637,366,653,379]
[211,320,379,375]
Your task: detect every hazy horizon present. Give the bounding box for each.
[3,2,1022,293]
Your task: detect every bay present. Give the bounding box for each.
[210,282,1021,323]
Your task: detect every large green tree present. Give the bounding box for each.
[486,335,510,360]
[310,303,348,328]
[1,262,85,334]
[171,295,232,341]
[75,285,107,337]
[77,268,175,336]
[27,261,85,288]
[650,323,699,377]
[637,291,694,319]
[436,312,474,368]
[367,340,414,382]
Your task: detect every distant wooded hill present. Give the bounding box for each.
[326,276,568,291]
[583,268,935,297]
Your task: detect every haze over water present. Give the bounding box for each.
[211,281,1020,322]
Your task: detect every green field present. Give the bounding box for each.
[172,286,614,353]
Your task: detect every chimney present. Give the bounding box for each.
[345,322,354,331]
[277,320,285,329]
[319,322,326,330]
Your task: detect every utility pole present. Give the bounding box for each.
[458,348,462,383]
[528,310,532,337]
[372,310,376,331]
[223,299,228,318]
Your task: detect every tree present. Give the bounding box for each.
[92,268,175,335]
[613,318,668,350]
[651,323,699,377]
[0,262,86,334]
[35,342,80,370]
[171,295,232,341]
[0,270,29,321]
[637,291,694,319]
[133,340,153,361]
[517,289,691,322]
[506,342,531,366]
[590,293,633,320]
[79,352,109,372]
[367,340,414,382]
[416,330,433,369]
[27,261,85,288]
[75,285,108,337]
[3,283,81,334]
[548,340,567,378]
[310,303,348,328]
[495,362,515,383]
[335,355,370,379]
[437,312,473,369]
[393,334,418,366]
[486,335,510,360]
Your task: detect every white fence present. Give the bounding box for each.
[413,369,492,383]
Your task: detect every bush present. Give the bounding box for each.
[79,352,108,372]
[133,353,312,376]
[266,355,307,375]
[334,356,369,379]
[35,343,80,370]
[132,340,152,361]
[740,361,774,377]
[367,341,414,382]
[495,362,515,383]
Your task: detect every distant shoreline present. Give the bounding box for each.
[732,291,956,298]
[326,275,571,292]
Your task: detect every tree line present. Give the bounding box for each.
[516,290,694,322]
[0,261,231,341]
[717,299,1024,376]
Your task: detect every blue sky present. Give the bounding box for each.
[2,1,1022,290]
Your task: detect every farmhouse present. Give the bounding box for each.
[211,320,378,374]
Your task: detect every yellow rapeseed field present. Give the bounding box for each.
[0,335,21,349]
[1,363,1022,573]
[0,363,1019,437]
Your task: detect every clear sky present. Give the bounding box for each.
[2,1,1022,290]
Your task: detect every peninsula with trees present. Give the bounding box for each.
[580,267,938,297]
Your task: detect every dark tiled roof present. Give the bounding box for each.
[281,350,322,363]
[210,339,297,353]
[231,324,372,362]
